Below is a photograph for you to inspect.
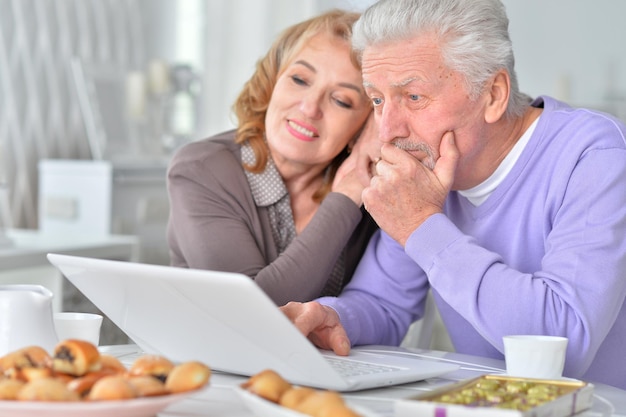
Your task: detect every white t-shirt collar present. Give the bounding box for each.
[458,117,540,206]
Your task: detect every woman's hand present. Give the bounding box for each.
[332,114,381,205]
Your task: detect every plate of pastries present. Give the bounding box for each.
[0,339,211,417]
[236,369,380,417]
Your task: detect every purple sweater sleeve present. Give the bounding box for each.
[319,230,430,345]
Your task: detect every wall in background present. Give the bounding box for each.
[0,0,145,229]
[1,0,625,231]
[501,0,626,118]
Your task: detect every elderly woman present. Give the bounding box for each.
[166,10,378,306]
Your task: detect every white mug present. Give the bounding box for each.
[54,312,103,346]
[503,335,568,379]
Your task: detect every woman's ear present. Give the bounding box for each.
[484,69,510,124]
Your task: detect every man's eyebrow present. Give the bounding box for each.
[363,80,375,90]
[394,76,422,87]
[363,76,423,90]
[294,59,364,94]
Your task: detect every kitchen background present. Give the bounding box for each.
[1,0,625,266]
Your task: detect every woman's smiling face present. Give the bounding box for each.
[264,32,371,174]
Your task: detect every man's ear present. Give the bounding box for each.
[484,69,510,124]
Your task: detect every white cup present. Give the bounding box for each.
[503,335,568,379]
[54,312,103,346]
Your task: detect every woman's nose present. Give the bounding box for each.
[299,91,323,119]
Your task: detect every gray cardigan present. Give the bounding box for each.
[166,130,378,306]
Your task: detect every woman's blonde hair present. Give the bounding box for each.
[232,9,362,200]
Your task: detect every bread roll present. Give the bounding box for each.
[241,369,292,403]
[52,339,101,376]
[292,390,345,416]
[52,372,75,384]
[127,375,169,397]
[17,377,81,401]
[279,386,316,409]
[88,375,138,401]
[244,370,362,417]
[129,354,174,382]
[0,379,25,400]
[165,361,211,393]
[0,346,51,371]
[6,366,53,382]
[67,369,117,397]
[99,354,127,374]
[316,403,363,417]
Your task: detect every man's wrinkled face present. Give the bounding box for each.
[361,33,490,189]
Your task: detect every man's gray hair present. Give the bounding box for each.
[353,0,531,118]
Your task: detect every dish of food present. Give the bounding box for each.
[235,385,379,417]
[236,386,309,417]
[395,374,594,417]
[0,389,199,417]
[0,340,212,417]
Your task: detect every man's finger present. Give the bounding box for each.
[434,131,460,191]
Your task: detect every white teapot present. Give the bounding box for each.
[0,284,59,356]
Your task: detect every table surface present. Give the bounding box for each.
[102,344,626,417]
[0,228,138,270]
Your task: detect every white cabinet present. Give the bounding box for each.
[39,158,171,266]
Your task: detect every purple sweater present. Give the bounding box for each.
[320,96,626,389]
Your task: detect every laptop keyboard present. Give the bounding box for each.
[325,356,398,377]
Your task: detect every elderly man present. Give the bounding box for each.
[282,0,626,389]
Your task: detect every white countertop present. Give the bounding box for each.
[0,228,138,271]
[102,344,626,417]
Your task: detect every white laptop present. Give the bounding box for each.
[47,253,458,392]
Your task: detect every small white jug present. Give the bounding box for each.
[0,284,59,356]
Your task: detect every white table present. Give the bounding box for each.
[102,344,626,417]
[0,228,139,270]
[0,228,138,311]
